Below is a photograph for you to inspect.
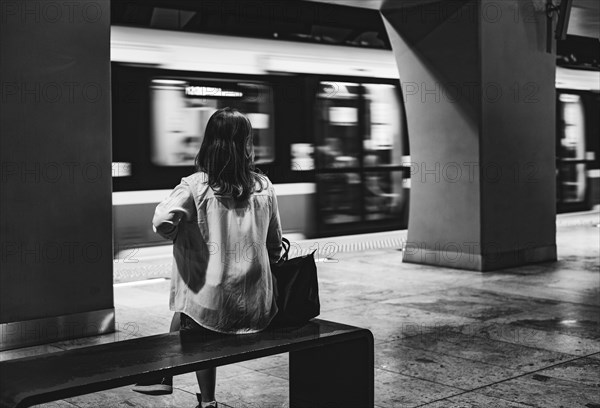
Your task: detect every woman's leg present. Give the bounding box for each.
[196,368,217,403]
[192,317,216,403]
[180,313,217,403]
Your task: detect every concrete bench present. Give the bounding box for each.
[0,319,374,408]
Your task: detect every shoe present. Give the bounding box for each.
[132,377,173,395]
[196,393,218,408]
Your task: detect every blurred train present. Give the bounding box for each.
[111,26,600,251]
[111,25,410,250]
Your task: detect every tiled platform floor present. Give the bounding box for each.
[2,213,599,407]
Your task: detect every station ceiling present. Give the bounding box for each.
[304,0,600,39]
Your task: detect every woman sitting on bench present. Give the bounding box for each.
[133,108,283,408]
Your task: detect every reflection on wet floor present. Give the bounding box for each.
[1,215,599,408]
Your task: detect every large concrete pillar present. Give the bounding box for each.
[0,0,114,349]
[381,0,557,270]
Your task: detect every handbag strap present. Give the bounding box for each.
[281,237,291,262]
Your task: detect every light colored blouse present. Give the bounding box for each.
[152,172,282,334]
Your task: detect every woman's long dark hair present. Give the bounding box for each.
[195,108,265,201]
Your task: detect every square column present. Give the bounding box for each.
[0,0,114,349]
[381,0,557,270]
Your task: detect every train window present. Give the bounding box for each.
[316,82,361,169]
[363,84,405,167]
[559,94,586,160]
[149,78,274,167]
[558,93,587,203]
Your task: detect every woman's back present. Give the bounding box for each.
[155,172,281,334]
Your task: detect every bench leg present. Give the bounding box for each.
[289,335,374,408]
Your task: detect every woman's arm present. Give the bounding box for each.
[152,179,194,240]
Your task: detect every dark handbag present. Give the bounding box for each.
[270,237,320,325]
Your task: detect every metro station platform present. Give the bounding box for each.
[1,211,598,408]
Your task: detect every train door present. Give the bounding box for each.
[314,80,409,236]
[556,92,591,212]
